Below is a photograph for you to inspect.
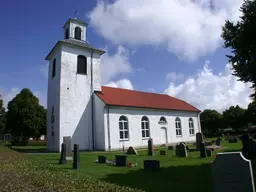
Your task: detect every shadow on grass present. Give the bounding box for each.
[102,163,213,192]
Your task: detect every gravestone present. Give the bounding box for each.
[98,156,107,163]
[148,138,154,156]
[115,155,127,166]
[234,137,238,143]
[200,142,207,158]
[229,136,234,143]
[59,143,67,164]
[179,143,188,157]
[168,146,174,150]
[196,132,204,151]
[144,160,160,171]
[186,145,190,150]
[73,144,80,170]
[63,136,72,160]
[126,146,138,155]
[212,152,255,192]
[215,138,221,146]
[160,150,167,156]
[206,149,212,157]
[175,144,180,157]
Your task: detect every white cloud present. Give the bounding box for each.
[0,88,46,109]
[105,78,134,90]
[88,0,243,60]
[164,61,253,112]
[101,45,133,83]
[166,72,184,81]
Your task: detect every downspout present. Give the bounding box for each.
[198,112,202,133]
[107,106,111,151]
[91,49,95,150]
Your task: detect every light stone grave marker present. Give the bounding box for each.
[63,136,73,160]
[212,152,255,192]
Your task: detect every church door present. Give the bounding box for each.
[160,127,167,144]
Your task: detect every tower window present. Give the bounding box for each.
[65,28,69,39]
[77,55,87,74]
[52,59,56,78]
[74,27,82,40]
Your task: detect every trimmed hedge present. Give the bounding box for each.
[0,147,142,192]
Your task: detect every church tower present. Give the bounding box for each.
[45,17,105,152]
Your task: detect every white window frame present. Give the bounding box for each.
[175,117,182,136]
[141,116,150,139]
[189,118,195,135]
[119,116,129,140]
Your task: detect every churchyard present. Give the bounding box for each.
[2,134,256,192]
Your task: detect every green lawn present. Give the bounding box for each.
[25,140,244,192]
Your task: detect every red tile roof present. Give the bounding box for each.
[95,86,201,112]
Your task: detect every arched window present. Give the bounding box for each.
[65,28,69,39]
[77,55,87,74]
[119,116,129,140]
[189,118,195,135]
[141,116,150,138]
[74,27,82,40]
[51,107,54,124]
[159,116,167,124]
[175,117,182,136]
[52,59,56,78]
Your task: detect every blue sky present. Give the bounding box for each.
[0,0,253,111]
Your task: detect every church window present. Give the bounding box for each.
[65,28,69,39]
[52,59,56,78]
[77,55,87,74]
[119,116,129,140]
[189,118,195,135]
[141,116,150,138]
[159,116,167,124]
[51,107,55,124]
[74,27,82,40]
[175,117,182,136]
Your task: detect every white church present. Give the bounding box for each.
[46,17,202,152]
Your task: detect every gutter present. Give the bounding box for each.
[91,49,95,150]
[106,106,111,151]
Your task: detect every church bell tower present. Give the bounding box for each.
[45,17,105,152]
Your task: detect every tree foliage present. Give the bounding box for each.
[6,88,46,139]
[222,105,247,130]
[200,109,223,135]
[246,100,256,124]
[222,0,256,99]
[0,97,6,134]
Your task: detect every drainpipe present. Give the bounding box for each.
[198,112,202,133]
[106,106,111,151]
[91,49,95,150]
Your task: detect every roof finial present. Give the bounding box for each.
[74,10,77,19]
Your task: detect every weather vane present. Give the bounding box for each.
[74,10,77,18]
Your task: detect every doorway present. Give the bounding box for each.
[160,127,167,144]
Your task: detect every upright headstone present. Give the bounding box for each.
[196,132,203,151]
[126,146,138,155]
[59,143,67,164]
[215,138,221,146]
[73,144,80,170]
[63,136,72,160]
[175,144,180,157]
[200,142,207,158]
[206,149,212,157]
[242,134,250,150]
[179,143,188,157]
[148,138,154,156]
[212,152,255,192]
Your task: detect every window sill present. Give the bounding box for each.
[76,73,87,75]
[119,139,129,142]
[142,137,150,140]
[176,135,182,137]
[189,134,195,136]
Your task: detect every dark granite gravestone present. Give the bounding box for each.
[206,149,212,157]
[234,136,238,143]
[175,144,180,157]
[200,142,207,158]
[126,146,138,155]
[144,160,160,171]
[73,144,80,170]
[212,152,255,192]
[115,155,127,166]
[160,150,167,156]
[168,146,174,150]
[215,138,221,146]
[179,143,188,157]
[63,136,72,160]
[59,143,67,164]
[98,156,107,164]
[148,138,154,156]
[196,132,204,151]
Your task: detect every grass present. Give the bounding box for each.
[23,139,244,192]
